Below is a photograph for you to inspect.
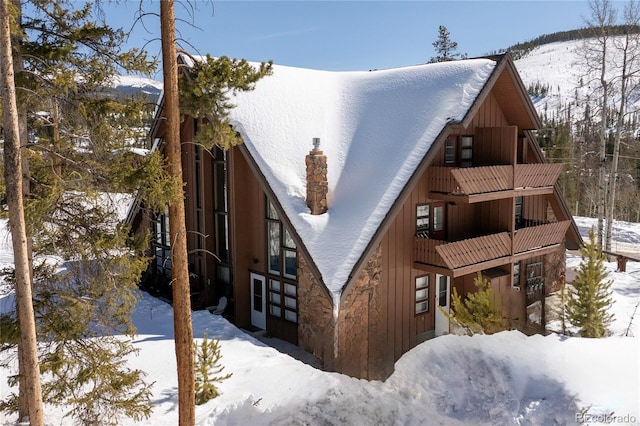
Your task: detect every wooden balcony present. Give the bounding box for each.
[514,220,570,253]
[414,220,570,277]
[428,164,564,202]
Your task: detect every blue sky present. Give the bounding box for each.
[104,1,598,75]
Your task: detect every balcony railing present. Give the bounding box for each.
[514,220,570,253]
[414,220,570,272]
[428,164,564,196]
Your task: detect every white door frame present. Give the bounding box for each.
[435,274,451,336]
[250,273,266,330]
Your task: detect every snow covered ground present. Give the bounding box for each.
[1,216,639,425]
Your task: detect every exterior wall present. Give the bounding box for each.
[297,254,334,368]
[335,246,387,380]
[229,148,266,328]
[544,243,566,293]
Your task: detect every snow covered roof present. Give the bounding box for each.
[225,59,497,296]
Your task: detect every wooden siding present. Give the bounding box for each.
[380,166,432,362]
[229,148,266,328]
[475,126,516,166]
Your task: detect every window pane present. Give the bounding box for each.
[163,214,171,246]
[461,136,473,148]
[217,265,231,286]
[253,278,263,313]
[285,310,297,323]
[445,138,456,164]
[284,250,297,278]
[214,162,227,212]
[284,228,296,249]
[416,275,429,289]
[216,213,230,262]
[415,301,428,315]
[416,288,428,300]
[267,201,278,220]
[269,279,281,292]
[270,293,281,305]
[438,276,448,307]
[416,205,429,217]
[284,283,296,297]
[155,219,162,244]
[433,206,444,231]
[268,222,280,273]
[270,305,281,317]
[284,296,296,309]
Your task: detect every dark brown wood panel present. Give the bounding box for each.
[230,148,265,328]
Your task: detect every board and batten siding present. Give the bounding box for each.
[379,87,520,362]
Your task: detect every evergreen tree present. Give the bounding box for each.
[0,1,44,423]
[194,334,232,405]
[448,272,504,335]
[0,1,163,423]
[566,227,614,337]
[429,25,466,63]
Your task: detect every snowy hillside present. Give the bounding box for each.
[0,216,639,425]
[514,37,640,119]
[110,75,163,102]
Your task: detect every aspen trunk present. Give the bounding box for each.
[160,1,195,424]
[0,1,44,424]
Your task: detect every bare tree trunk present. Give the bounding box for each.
[0,1,43,424]
[605,1,640,253]
[583,0,615,247]
[160,1,195,424]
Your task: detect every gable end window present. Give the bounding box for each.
[266,198,298,323]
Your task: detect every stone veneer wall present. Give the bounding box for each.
[297,246,390,380]
[297,254,335,369]
[544,242,566,293]
[335,245,387,380]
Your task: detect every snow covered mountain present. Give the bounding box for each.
[514,36,640,123]
[110,74,163,102]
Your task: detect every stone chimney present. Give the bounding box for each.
[305,137,328,215]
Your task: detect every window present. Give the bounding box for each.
[152,208,171,277]
[526,262,544,299]
[437,275,449,307]
[460,136,473,168]
[444,136,456,166]
[416,203,446,240]
[266,198,298,323]
[213,147,230,263]
[416,204,430,237]
[515,196,523,228]
[415,275,429,314]
[513,262,521,288]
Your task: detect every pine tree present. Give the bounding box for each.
[0,1,44,423]
[566,227,614,337]
[429,25,466,63]
[194,334,232,405]
[448,272,504,335]
[0,1,161,423]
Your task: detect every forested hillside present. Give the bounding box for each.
[513,31,640,233]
